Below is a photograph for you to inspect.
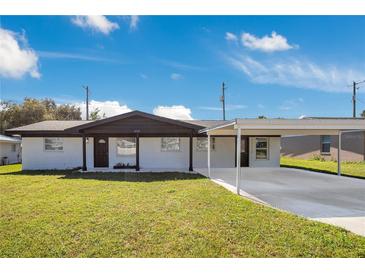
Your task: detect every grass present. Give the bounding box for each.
[1,164,365,258]
[281,157,365,179]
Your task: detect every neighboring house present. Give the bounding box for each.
[281,132,365,161]
[0,134,21,165]
[5,111,365,171]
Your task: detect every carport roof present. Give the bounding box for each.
[199,118,365,133]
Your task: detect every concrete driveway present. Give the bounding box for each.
[195,167,365,236]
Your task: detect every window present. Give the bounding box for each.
[11,144,16,152]
[116,138,136,156]
[320,135,331,154]
[196,137,208,151]
[255,138,269,160]
[161,137,180,152]
[44,138,63,151]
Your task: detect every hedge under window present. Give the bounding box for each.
[44,138,63,151]
[161,137,180,152]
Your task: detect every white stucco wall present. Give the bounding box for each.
[0,142,21,165]
[22,137,94,170]
[249,137,280,167]
[193,137,236,168]
[139,137,190,169]
[21,136,280,170]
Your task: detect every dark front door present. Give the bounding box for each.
[240,136,249,167]
[94,137,109,167]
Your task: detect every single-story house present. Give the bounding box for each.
[0,134,22,165]
[5,111,365,185]
[281,130,365,162]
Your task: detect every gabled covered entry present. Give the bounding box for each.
[66,110,204,171]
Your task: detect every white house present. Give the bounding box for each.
[5,111,365,177]
[0,134,21,165]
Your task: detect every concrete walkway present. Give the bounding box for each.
[195,167,365,236]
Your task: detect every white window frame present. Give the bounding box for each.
[320,135,331,155]
[11,144,17,152]
[255,137,269,160]
[196,137,208,151]
[116,137,136,156]
[44,137,64,152]
[161,137,181,152]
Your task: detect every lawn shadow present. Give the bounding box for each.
[2,169,206,182]
[60,171,206,182]
[281,164,365,180]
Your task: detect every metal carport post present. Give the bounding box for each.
[236,128,241,194]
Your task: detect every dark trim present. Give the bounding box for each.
[136,133,140,171]
[189,133,193,171]
[82,134,87,171]
[12,133,207,138]
[211,135,281,137]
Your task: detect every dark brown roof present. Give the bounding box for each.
[68,110,203,132]
[6,120,93,132]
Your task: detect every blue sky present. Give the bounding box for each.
[1,16,365,120]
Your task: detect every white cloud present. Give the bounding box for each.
[158,58,205,71]
[241,31,296,52]
[71,16,119,35]
[129,16,139,31]
[38,51,118,63]
[225,32,238,42]
[279,98,304,111]
[199,104,247,111]
[0,28,40,79]
[153,105,193,120]
[299,115,307,119]
[226,54,365,93]
[170,73,183,80]
[74,100,131,119]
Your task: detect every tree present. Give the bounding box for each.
[258,115,267,119]
[361,110,365,118]
[90,108,102,120]
[55,104,82,120]
[0,97,82,134]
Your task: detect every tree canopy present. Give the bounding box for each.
[361,110,365,118]
[0,97,82,133]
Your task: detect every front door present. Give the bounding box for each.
[94,137,109,167]
[240,136,249,167]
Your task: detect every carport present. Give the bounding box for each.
[199,118,365,194]
[197,118,365,235]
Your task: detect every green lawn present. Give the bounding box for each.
[1,164,364,258]
[281,157,365,179]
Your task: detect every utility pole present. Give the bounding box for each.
[353,81,357,118]
[220,82,226,120]
[82,85,90,120]
[351,80,365,118]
